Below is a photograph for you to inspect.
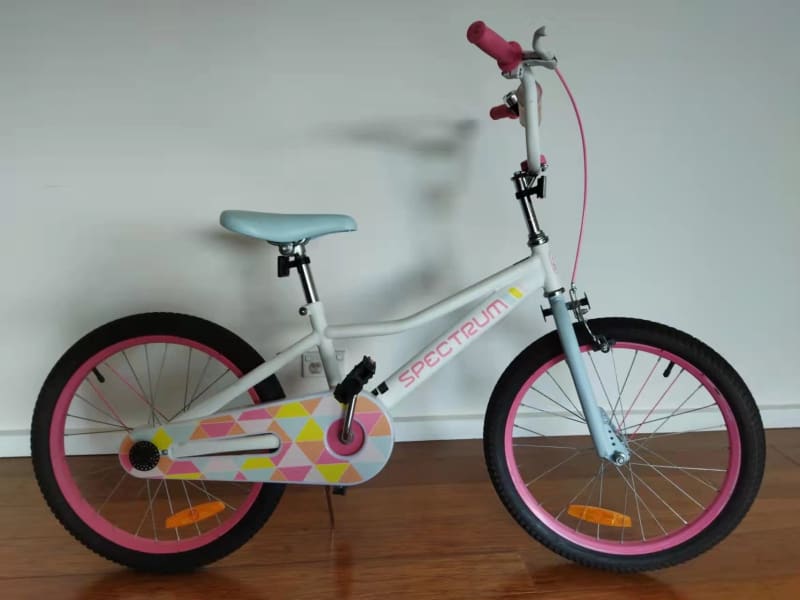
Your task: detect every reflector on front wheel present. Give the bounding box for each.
[568,505,632,528]
[165,501,225,528]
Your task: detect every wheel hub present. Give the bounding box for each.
[129,440,161,471]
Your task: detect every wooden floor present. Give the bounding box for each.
[1,429,798,599]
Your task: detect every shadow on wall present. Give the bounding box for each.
[319,117,508,398]
[321,116,478,298]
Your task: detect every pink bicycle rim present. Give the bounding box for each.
[504,342,742,555]
[50,335,263,554]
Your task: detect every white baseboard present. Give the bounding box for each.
[3,404,798,457]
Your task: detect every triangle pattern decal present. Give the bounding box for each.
[316,463,349,483]
[301,397,322,414]
[339,464,363,484]
[190,426,209,440]
[369,415,391,436]
[355,412,382,432]
[277,417,309,440]
[296,419,325,442]
[275,402,310,418]
[297,441,325,462]
[277,443,311,468]
[279,465,312,482]
[228,422,246,436]
[267,421,291,443]
[316,449,344,465]
[201,422,235,438]
[238,408,271,421]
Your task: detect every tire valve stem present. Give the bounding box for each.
[663,361,675,378]
[92,367,106,383]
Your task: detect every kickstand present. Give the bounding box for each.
[325,485,336,530]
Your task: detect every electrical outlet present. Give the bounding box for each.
[301,350,346,378]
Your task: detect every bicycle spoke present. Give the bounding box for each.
[630,369,684,437]
[576,464,602,534]
[122,350,149,406]
[513,443,580,450]
[151,344,169,425]
[645,383,703,439]
[620,469,630,543]
[103,362,169,423]
[629,461,725,473]
[621,402,717,433]
[531,387,585,422]
[73,392,117,424]
[616,464,648,540]
[167,367,231,422]
[136,479,163,538]
[555,470,600,520]
[87,378,128,429]
[184,480,237,511]
[525,450,588,486]
[513,424,546,437]
[189,354,213,408]
[144,344,154,408]
[621,355,661,429]
[163,481,180,541]
[198,481,223,526]
[97,471,128,516]
[610,349,637,429]
[181,481,202,536]
[632,424,724,446]
[73,463,120,478]
[628,449,705,510]
[65,428,129,436]
[545,371,583,417]
[183,347,193,412]
[520,402,587,425]
[629,467,687,525]
[628,440,720,491]
[596,462,605,539]
[66,413,130,430]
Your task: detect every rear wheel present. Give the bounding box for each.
[484,317,765,571]
[32,312,286,572]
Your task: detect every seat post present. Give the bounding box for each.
[279,243,319,304]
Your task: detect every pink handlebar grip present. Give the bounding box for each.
[466,20,523,72]
[489,104,519,120]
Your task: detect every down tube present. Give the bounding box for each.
[378,280,537,409]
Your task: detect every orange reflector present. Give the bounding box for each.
[165,501,225,529]
[568,504,632,528]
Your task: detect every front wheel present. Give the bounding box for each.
[484,317,765,572]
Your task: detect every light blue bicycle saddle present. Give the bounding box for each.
[220,210,357,244]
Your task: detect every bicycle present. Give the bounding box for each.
[30,21,765,573]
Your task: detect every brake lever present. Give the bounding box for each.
[532,26,554,60]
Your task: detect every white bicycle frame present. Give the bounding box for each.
[173,66,626,463]
[178,243,559,423]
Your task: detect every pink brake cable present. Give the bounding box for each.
[553,67,588,286]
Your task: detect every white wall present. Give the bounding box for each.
[2,0,798,456]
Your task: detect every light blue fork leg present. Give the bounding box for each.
[548,293,628,463]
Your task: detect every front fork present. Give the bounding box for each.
[547,291,629,465]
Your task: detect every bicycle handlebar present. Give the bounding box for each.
[466,21,523,72]
[489,104,518,120]
[467,20,551,175]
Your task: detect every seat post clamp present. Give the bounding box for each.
[277,254,311,278]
